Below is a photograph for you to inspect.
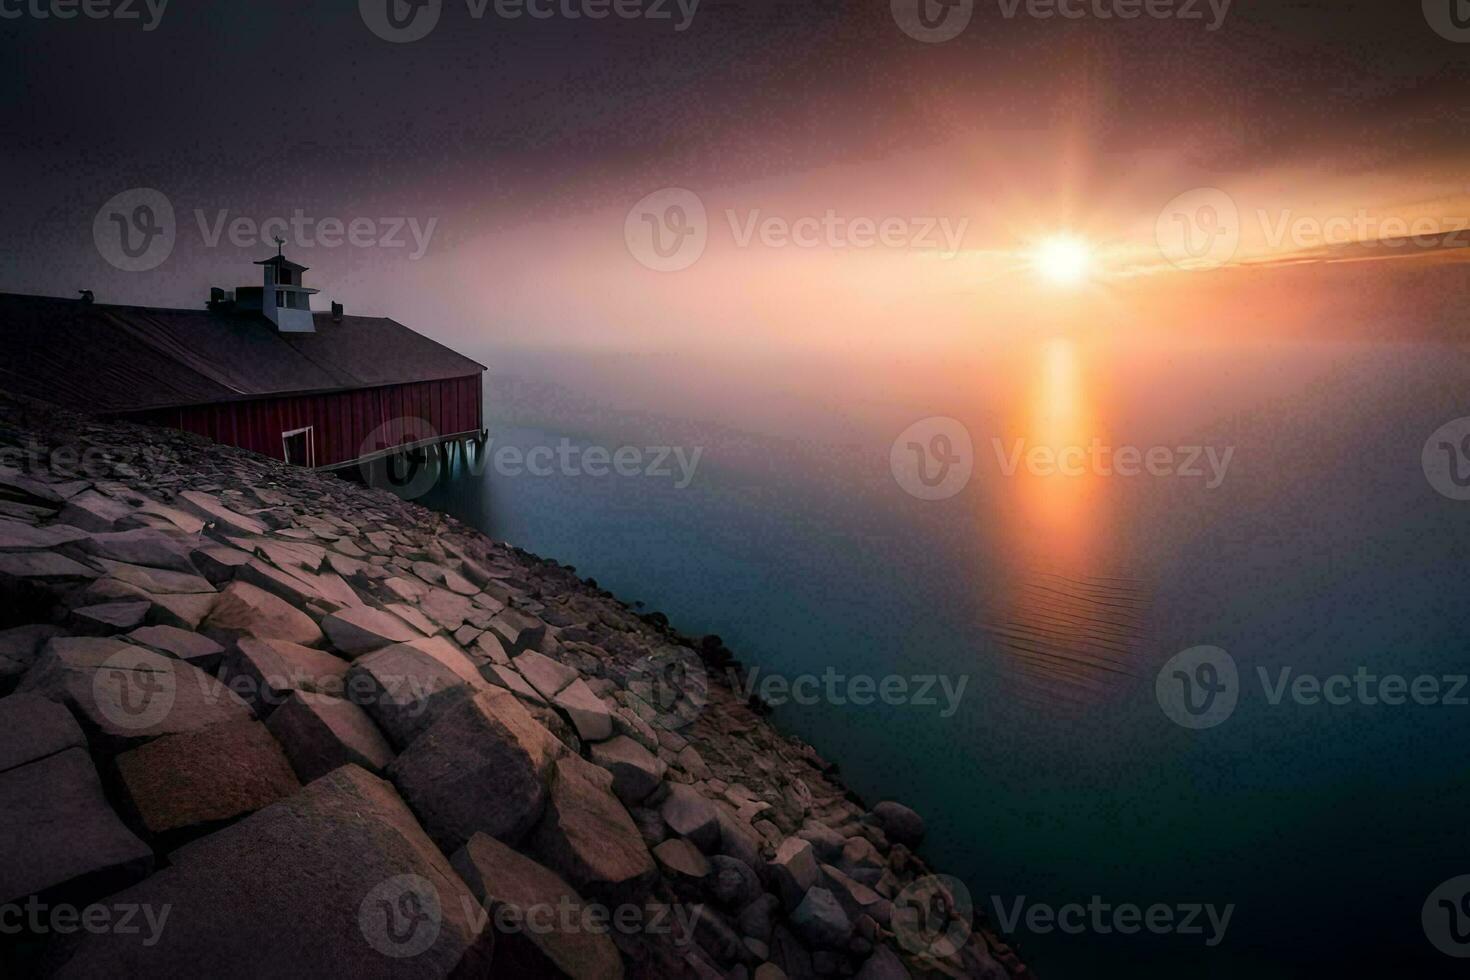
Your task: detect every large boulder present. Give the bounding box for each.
[0,747,153,907]
[388,688,560,853]
[790,887,852,949]
[345,643,477,748]
[589,735,666,805]
[870,801,925,848]
[267,691,395,782]
[50,766,481,978]
[528,753,657,905]
[219,637,350,713]
[113,720,300,842]
[660,783,720,853]
[204,581,323,647]
[18,637,252,754]
[767,838,820,910]
[553,678,615,742]
[451,832,625,980]
[489,609,547,653]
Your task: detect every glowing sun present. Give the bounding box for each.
[1030,235,1093,287]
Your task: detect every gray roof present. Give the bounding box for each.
[0,293,486,414]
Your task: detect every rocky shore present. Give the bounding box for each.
[0,391,1027,979]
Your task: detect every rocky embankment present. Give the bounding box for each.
[0,392,1027,979]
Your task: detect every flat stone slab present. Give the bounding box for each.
[220,637,351,711]
[19,636,253,754]
[345,643,476,748]
[69,600,151,635]
[191,545,253,585]
[95,559,215,596]
[385,602,436,636]
[589,735,667,805]
[388,687,560,853]
[419,588,474,632]
[0,747,153,907]
[480,663,546,704]
[50,766,479,978]
[204,581,323,647]
[514,649,579,700]
[321,605,420,657]
[0,692,86,773]
[653,837,711,883]
[126,625,226,673]
[114,720,300,840]
[78,528,198,574]
[553,677,615,742]
[0,469,65,506]
[0,519,89,551]
[529,753,657,905]
[452,832,625,980]
[0,551,100,582]
[177,490,267,536]
[58,490,135,532]
[267,691,395,782]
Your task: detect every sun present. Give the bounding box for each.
[1030,234,1094,287]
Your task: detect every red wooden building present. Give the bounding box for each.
[0,254,485,471]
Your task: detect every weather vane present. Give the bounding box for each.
[274,234,285,257]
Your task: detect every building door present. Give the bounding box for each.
[281,426,315,467]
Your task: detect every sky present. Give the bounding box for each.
[4,0,1470,359]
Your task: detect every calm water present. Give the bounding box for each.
[421,336,1470,978]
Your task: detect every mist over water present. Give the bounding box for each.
[418,319,1470,977]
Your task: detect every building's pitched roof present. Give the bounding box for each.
[0,293,486,414]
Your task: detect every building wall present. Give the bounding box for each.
[122,375,483,469]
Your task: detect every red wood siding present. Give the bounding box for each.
[122,375,483,469]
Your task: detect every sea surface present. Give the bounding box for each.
[417,334,1470,978]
